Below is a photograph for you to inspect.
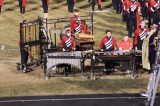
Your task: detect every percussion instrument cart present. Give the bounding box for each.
[91,51,140,78]
[17,18,47,73]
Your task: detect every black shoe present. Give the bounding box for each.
[98,5,102,11]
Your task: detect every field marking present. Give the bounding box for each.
[0,61,18,63]
[87,10,110,13]
[0,96,153,103]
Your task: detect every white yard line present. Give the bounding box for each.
[0,96,151,103]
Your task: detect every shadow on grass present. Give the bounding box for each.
[28,1,38,4]
[50,1,68,10]
[95,13,122,23]
[96,21,126,30]
[54,0,65,3]
[95,26,126,36]
[27,6,41,12]
[104,3,113,9]
[4,5,19,11]
[61,78,147,93]
[79,4,90,9]
[4,0,17,5]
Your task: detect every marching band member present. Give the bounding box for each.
[41,0,49,19]
[97,0,102,10]
[100,30,118,51]
[134,20,150,50]
[0,0,4,13]
[127,0,141,37]
[148,0,160,27]
[67,0,76,12]
[142,24,157,73]
[116,0,123,14]
[118,35,133,51]
[138,0,149,19]
[141,24,157,97]
[122,0,129,31]
[88,0,102,11]
[60,28,76,52]
[18,0,27,14]
[70,9,89,36]
[88,0,96,11]
[100,30,118,74]
[60,28,76,76]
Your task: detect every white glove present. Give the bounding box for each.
[131,8,135,12]
[101,49,104,52]
[63,48,66,52]
[135,47,138,51]
[119,47,122,51]
[72,48,76,51]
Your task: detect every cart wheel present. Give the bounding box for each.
[144,100,150,106]
[44,76,49,80]
[131,73,137,79]
[22,67,27,73]
[16,63,21,71]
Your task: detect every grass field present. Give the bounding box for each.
[0,0,159,97]
[0,62,155,97]
[0,0,127,59]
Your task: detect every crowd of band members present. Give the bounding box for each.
[113,0,160,37]
[112,0,160,75]
[0,0,104,14]
[0,0,48,14]
[62,0,160,74]
[58,9,135,75]
[0,0,159,75]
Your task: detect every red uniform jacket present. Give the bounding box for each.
[46,0,49,5]
[100,36,118,51]
[0,0,4,6]
[134,27,150,46]
[127,1,141,28]
[118,38,133,50]
[22,0,27,7]
[60,35,75,51]
[42,0,49,5]
[70,16,89,35]
[123,0,129,12]
[149,0,159,12]
[98,0,102,5]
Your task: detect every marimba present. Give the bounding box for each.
[46,51,84,77]
[92,50,142,76]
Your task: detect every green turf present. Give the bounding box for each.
[0,0,158,97]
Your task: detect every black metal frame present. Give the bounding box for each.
[91,51,141,77]
[17,17,48,74]
[17,15,94,78]
[42,14,94,49]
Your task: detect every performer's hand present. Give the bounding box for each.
[135,46,138,51]
[73,48,76,51]
[119,47,122,51]
[101,49,104,52]
[131,8,134,12]
[63,48,66,52]
[146,3,148,8]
